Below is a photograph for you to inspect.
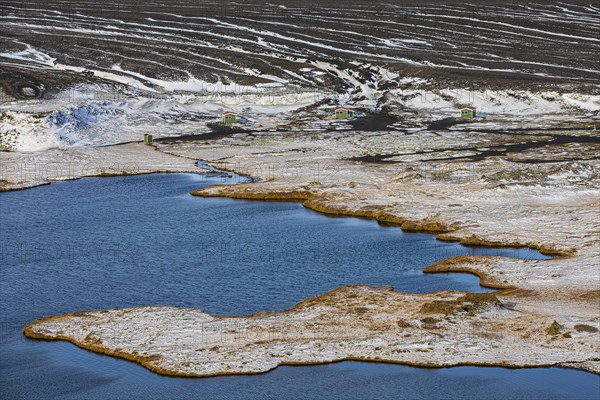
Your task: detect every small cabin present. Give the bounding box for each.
[460,106,476,119]
[222,111,237,124]
[143,133,153,144]
[335,107,355,120]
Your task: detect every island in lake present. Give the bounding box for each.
[1,1,599,399]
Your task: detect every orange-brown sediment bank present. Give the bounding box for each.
[16,119,600,377]
[23,256,600,376]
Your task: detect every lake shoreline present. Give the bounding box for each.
[10,121,600,377]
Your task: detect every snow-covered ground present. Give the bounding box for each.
[1,60,598,152]
[2,0,600,384]
[18,124,600,376]
[1,1,599,151]
[1,80,326,151]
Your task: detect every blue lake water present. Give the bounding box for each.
[0,172,598,399]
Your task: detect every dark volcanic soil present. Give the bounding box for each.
[1,0,599,99]
[350,131,600,163]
